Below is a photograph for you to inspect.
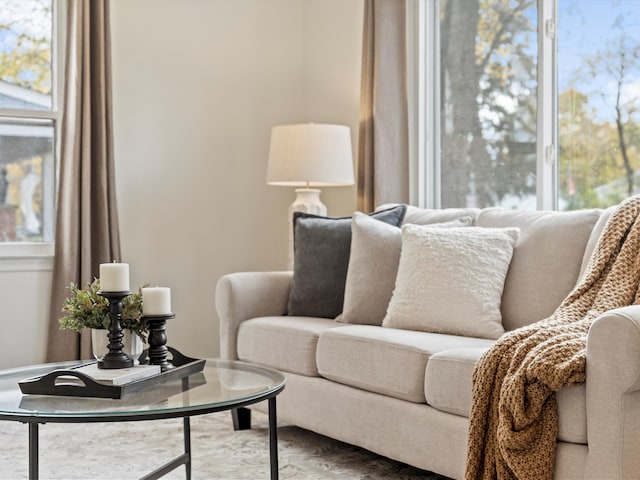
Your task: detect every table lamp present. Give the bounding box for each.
[267,123,355,266]
[267,123,354,216]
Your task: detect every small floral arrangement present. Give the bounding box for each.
[59,278,149,340]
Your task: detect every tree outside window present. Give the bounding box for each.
[435,0,640,210]
[0,0,55,243]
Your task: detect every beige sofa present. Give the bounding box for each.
[215,205,640,480]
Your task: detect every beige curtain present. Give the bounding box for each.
[47,0,121,362]
[357,0,409,213]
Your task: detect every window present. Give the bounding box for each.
[412,0,640,210]
[0,0,63,251]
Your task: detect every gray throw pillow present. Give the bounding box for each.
[287,205,407,318]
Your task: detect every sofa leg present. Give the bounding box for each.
[231,407,251,430]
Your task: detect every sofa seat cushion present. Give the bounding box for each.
[424,347,490,418]
[237,316,341,376]
[316,325,495,403]
[424,348,587,444]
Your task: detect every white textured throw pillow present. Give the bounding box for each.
[382,225,520,339]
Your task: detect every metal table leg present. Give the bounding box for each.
[183,417,191,480]
[28,422,39,480]
[268,397,279,480]
[139,417,191,480]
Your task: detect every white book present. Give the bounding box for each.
[73,363,161,386]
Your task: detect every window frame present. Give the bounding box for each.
[409,0,559,210]
[0,0,65,259]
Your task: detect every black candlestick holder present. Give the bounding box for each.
[97,290,134,369]
[142,314,175,371]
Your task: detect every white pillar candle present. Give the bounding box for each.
[99,263,130,292]
[142,287,172,315]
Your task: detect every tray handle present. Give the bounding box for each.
[138,346,198,367]
[20,369,121,399]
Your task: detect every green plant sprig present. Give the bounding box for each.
[59,278,149,340]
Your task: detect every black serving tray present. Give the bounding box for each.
[19,347,206,399]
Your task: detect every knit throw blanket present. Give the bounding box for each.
[465,195,640,480]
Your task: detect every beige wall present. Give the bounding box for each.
[301,0,363,216]
[0,0,362,369]
[110,0,363,359]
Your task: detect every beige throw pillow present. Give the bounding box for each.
[336,213,403,325]
[382,225,520,339]
[337,213,473,326]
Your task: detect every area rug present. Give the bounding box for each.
[0,410,452,479]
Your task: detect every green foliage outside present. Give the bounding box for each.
[558,90,624,209]
[59,279,149,341]
[0,0,52,94]
[0,0,53,243]
[558,31,640,209]
[442,0,640,210]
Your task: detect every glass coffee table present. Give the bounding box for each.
[0,358,285,480]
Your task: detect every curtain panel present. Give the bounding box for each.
[357,0,410,212]
[47,0,121,362]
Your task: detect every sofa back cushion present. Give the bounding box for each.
[401,205,480,226]
[577,205,613,283]
[476,208,602,330]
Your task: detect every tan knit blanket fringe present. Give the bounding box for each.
[464,195,640,480]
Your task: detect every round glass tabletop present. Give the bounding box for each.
[0,359,285,422]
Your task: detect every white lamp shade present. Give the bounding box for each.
[266,123,355,187]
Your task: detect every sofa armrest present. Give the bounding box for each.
[584,305,640,479]
[216,271,293,360]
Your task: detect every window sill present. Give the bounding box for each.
[0,243,54,272]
